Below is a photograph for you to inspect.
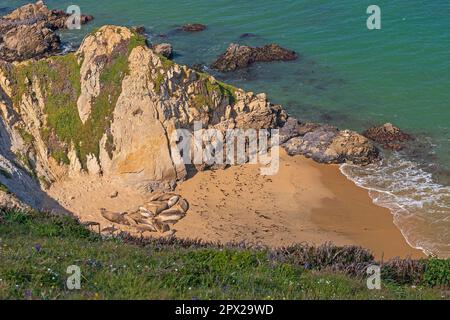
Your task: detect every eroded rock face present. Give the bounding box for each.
[0,21,61,62]
[363,123,413,151]
[0,1,93,62]
[0,25,379,211]
[0,25,287,200]
[211,43,298,72]
[282,119,379,165]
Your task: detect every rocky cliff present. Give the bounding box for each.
[0,25,378,210]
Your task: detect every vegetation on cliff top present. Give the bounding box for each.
[0,208,448,300]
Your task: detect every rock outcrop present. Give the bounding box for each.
[0,25,378,211]
[363,123,413,151]
[211,43,298,72]
[151,43,173,59]
[181,23,206,32]
[0,1,93,62]
[282,119,379,165]
[0,25,284,204]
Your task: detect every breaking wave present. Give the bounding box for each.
[340,153,450,258]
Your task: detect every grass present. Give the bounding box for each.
[0,208,448,300]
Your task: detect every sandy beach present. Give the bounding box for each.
[175,150,424,259]
[48,150,423,260]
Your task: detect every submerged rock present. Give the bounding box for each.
[363,123,413,151]
[0,1,93,62]
[181,23,206,32]
[211,43,298,72]
[131,26,146,35]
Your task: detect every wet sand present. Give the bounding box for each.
[175,150,424,259]
[48,150,424,260]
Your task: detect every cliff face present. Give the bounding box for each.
[0,25,379,210]
[0,25,287,207]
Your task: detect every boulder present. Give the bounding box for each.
[131,26,146,35]
[0,1,93,30]
[0,1,93,62]
[283,123,379,165]
[181,23,206,32]
[211,43,298,72]
[0,21,60,61]
[363,123,412,150]
[152,43,173,59]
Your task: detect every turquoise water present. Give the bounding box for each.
[3,0,449,256]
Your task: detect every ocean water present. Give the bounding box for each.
[3,0,449,256]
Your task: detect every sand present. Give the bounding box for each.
[175,150,424,259]
[47,150,424,260]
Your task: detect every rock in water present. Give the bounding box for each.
[211,43,298,72]
[152,43,173,59]
[0,1,93,62]
[181,23,206,32]
[0,22,61,62]
[131,26,146,34]
[363,123,413,150]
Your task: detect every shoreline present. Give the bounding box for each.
[46,152,425,260]
[175,150,424,259]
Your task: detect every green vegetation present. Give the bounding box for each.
[0,183,9,193]
[10,33,146,169]
[0,209,448,300]
[191,73,238,110]
[157,54,174,71]
[424,258,450,287]
[14,152,34,176]
[50,150,70,166]
[17,127,34,146]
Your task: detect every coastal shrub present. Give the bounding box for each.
[275,242,374,273]
[423,258,450,287]
[381,258,426,285]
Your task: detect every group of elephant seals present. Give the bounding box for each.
[99,192,189,237]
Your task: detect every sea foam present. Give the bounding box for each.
[340,153,450,258]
